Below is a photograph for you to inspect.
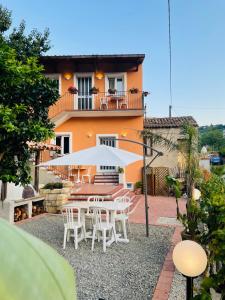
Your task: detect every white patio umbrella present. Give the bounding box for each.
[39,145,142,167]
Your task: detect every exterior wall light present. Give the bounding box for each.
[121,132,127,138]
[173,240,207,299]
[142,91,149,97]
[95,71,104,80]
[87,133,92,138]
[63,72,72,80]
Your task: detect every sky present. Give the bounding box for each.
[2,0,225,126]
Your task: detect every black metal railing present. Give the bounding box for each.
[49,91,144,118]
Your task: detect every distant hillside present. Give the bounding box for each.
[199,124,225,134]
[199,124,225,152]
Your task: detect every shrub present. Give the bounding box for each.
[194,175,225,298]
[118,167,124,173]
[135,181,142,189]
[43,182,63,190]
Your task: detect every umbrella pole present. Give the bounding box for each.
[114,138,163,238]
[143,146,149,237]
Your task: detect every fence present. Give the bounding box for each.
[146,167,169,196]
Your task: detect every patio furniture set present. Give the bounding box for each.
[70,166,91,184]
[100,95,128,110]
[62,195,132,252]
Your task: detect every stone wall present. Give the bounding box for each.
[40,181,73,213]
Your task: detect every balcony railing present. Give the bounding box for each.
[49,91,144,119]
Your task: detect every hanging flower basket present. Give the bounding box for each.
[129,88,139,94]
[68,86,78,94]
[108,88,117,95]
[89,87,99,94]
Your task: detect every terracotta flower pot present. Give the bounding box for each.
[134,188,142,195]
[181,230,201,242]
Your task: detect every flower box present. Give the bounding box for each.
[129,88,139,94]
[90,87,99,94]
[108,88,117,95]
[68,86,78,94]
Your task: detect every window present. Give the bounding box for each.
[55,135,70,154]
[46,74,61,94]
[107,75,125,93]
[99,136,116,148]
[98,135,117,171]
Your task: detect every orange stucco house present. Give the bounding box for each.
[40,54,145,188]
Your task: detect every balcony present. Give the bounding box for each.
[49,91,144,126]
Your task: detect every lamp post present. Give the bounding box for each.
[172,240,207,300]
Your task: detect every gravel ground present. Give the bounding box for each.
[18,215,174,300]
[168,271,186,300]
[169,271,204,300]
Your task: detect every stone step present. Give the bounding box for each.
[94,175,119,178]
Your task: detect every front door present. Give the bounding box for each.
[98,136,116,172]
[77,76,93,110]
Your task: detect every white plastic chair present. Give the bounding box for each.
[114,196,132,239]
[119,97,128,109]
[86,196,104,217]
[100,97,108,110]
[85,196,104,230]
[91,207,117,252]
[62,207,86,250]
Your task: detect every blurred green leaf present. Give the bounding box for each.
[0,218,76,300]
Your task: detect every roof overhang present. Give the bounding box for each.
[40,54,145,73]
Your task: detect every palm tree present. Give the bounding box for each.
[142,122,200,199]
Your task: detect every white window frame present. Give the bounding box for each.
[96,134,118,172]
[45,73,62,95]
[74,73,95,109]
[52,132,72,155]
[105,73,127,93]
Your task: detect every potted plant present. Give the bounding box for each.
[179,199,203,241]
[118,167,124,184]
[89,86,99,94]
[165,175,182,219]
[108,88,117,95]
[134,181,142,195]
[129,88,139,94]
[165,174,203,241]
[68,86,78,94]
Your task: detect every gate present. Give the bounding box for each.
[146,167,169,196]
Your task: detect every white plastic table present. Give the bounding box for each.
[63,201,131,245]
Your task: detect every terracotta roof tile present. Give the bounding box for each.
[27,142,61,151]
[144,116,198,129]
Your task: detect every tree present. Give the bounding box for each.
[179,123,201,198]
[0,5,59,200]
[200,128,225,151]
